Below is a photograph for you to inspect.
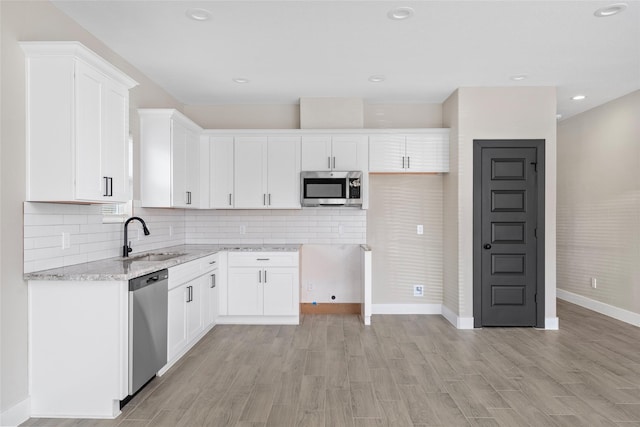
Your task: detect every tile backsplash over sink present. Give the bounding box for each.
[24,203,366,273]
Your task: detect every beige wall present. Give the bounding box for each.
[184,104,301,129]
[557,90,640,314]
[184,102,443,130]
[442,90,460,315]
[452,87,557,323]
[0,0,182,416]
[367,175,444,304]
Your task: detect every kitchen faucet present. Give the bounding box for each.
[123,216,150,257]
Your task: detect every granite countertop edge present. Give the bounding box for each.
[24,244,301,282]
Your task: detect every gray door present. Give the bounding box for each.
[474,140,544,327]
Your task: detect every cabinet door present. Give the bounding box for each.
[228,267,262,315]
[103,81,130,202]
[267,136,301,208]
[234,137,267,208]
[209,137,234,208]
[74,61,104,201]
[263,267,298,316]
[301,136,331,171]
[185,129,200,208]
[186,278,205,340]
[171,120,188,207]
[369,135,406,172]
[331,136,366,171]
[405,133,449,172]
[205,269,219,326]
[167,285,188,361]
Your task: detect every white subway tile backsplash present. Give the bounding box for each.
[24,202,366,273]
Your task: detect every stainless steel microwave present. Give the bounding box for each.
[301,171,363,207]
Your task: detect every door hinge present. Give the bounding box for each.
[530,161,538,172]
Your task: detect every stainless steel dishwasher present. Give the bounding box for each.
[128,269,168,395]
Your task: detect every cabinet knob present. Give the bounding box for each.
[483,243,492,250]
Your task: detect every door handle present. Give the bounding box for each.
[264,269,267,283]
[402,157,405,169]
[211,274,216,288]
[332,157,336,169]
[103,177,109,197]
[407,157,410,169]
[328,157,331,169]
[229,193,232,206]
[483,244,492,250]
[258,270,262,283]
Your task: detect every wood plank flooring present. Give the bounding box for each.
[22,300,640,426]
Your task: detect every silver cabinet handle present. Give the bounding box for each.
[402,156,405,169]
[103,177,109,197]
[268,193,271,206]
[229,193,232,206]
[264,269,267,283]
[332,157,336,169]
[263,193,266,206]
[211,274,216,288]
[257,258,270,261]
[258,270,262,283]
[407,157,410,169]
[328,156,331,169]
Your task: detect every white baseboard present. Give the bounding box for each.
[370,304,475,329]
[545,317,559,330]
[1,396,30,427]
[557,289,640,327]
[441,304,474,329]
[372,303,442,315]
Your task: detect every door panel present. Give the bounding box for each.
[234,137,267,208]
[478,145,540,326]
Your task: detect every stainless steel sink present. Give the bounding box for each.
[124,253,185,262]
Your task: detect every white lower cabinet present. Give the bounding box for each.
[167,278,205,362]
[165,253,223,369]
[222,251,300,324]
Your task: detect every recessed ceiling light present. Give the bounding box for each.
[510,74,528,81]
[571,94,587,101]
[387,7,414,20]
[186,8,212,21]
[368,75,386,83]
[594,3,627,17]
[232,78,250,84]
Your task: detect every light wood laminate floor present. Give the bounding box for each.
[22,300,640,426]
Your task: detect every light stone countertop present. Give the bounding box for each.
[24,244,301,282]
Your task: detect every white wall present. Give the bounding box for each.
[557,90,640,319]
[447,87,557,327]
[1,0,182,421]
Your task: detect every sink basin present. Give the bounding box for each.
[124,253,185,262]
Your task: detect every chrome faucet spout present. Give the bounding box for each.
[123,216,150,257]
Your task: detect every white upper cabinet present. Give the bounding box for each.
[301,135,367,171]
[22,42,137,203]
[233,135,301,209]
[208,136,234,209]
[139,109,203,208]
[369,130,450,173]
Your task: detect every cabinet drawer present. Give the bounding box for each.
[169,260,200,290]
[200,253,219,273]
[228,252,299,267]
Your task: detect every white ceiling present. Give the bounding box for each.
[52,0,640,120]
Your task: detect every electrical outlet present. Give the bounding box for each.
[591,277,597,289]
[417,225,424,235]
[413,285,424,297]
